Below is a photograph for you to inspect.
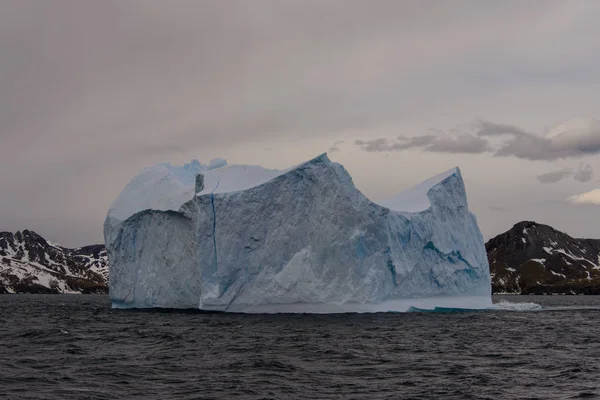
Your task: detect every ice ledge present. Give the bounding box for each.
[376,167,462,213]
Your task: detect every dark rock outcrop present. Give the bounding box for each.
[487,221,600,294]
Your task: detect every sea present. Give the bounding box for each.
[1,294,599,400]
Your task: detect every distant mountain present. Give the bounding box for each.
[0,230,108,294]
[487,221,600,295]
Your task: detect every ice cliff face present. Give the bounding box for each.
[105,154,491,312]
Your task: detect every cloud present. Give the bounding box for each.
[355,133,488,153]
[426,134,491,153]
[477,118,600,160]
[574,163,594,182]
[475,121,562,160]
[355,118,600,161]
[355,136,433,152]
[537,169,572,184]
[476,121,530,137]
[567,189,600,206]
[355,138,395,152]
[547,118,600,156]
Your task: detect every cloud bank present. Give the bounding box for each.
[355,133,489,154]
[537,169,572,184]
[357,118,600,161]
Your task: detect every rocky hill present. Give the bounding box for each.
[487,221,600,295]
[0,230,108,294]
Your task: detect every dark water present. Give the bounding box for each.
[1,295,600,400]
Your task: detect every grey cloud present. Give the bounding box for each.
[397,135,438,150]
[355,138,390,152]
[355,134,486,153]
[427,134,491,153]
[536,169,572,184]
[356,119,600,160]
[474,121,562,160]
[354,136,435,152]
[476,119,600,160]
[494,136,576,160]
[574,163,594,182]
[476,121,530,138]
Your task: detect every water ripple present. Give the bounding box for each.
[1,294,599,399]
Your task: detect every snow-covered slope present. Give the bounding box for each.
[105,154,491,312]
[0,230,108,294]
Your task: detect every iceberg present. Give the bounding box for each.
[104,154,492,312]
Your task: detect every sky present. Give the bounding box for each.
[1,0,599,247]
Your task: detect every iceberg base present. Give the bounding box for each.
[111,296,492,313]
